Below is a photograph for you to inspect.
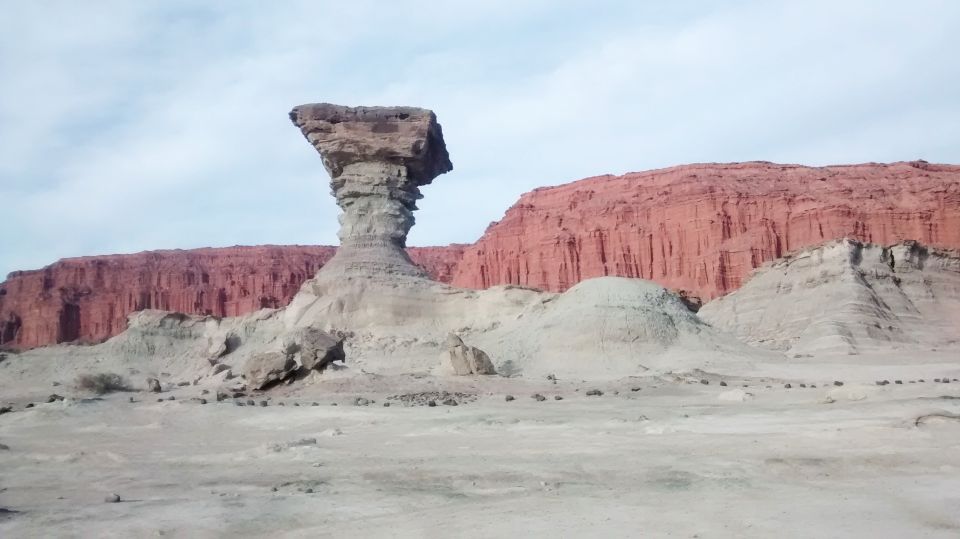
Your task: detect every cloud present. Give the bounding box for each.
[1,0,958,278]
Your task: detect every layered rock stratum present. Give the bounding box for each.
[2,158,958,350]
[449,161,960,297]
[698,239,960,354]
[0,246,461,349]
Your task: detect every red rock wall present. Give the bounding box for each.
[0,245,462,349]
[3,161,959,350]
[450,161,960,299]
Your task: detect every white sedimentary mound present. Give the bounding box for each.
[698,239,960,355]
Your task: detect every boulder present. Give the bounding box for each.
[211,363,230,375]
[282,327,344,371]
[145,378,162,393]
[207,337,228,359]
[243,352,298,390]
[441,333,496,375]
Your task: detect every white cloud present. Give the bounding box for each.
[1,0,958,278]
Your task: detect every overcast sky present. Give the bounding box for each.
[2,1,959,278]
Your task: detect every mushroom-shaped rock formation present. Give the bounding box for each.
[289,103,453,278]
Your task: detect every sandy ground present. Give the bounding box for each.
[3,366,960,538]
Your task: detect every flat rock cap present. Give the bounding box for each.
[290,103,453,184]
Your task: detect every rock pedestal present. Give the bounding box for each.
[289,104,453,278]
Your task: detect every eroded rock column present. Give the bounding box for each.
[289,104,453,277]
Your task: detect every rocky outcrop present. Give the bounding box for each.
[698,239,960,354]
[289,103,453,278]
[280,326,345,371]
[450,161,960,300]
[442,334,496,375]
[243,328,343,390]
[0,245,460,350]
[243,351,298,390]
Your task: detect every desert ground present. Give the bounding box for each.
[3,354,960,539]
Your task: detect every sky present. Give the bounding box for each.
[1,0,959,279]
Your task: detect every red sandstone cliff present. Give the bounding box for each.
[0,245,462,349]
[450,161,960,297]
[3,161,959,350]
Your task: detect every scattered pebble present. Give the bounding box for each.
[799,384,807,388]
[554,395,563,401]
[833,381,844,386]
[198,398,207,405]
[354,397,370,406]
[895,380,903,384]
[0,443,9,450]
[719,381,727,387]
[388,391,475,407]
[259,400,268,407]
[427,400,437,407]
[585,389,603,397]
[304,488,314,494]
[383,402,390,407]
[311,402,319,407]
[104,494,121,503]
[442,398,458,406]
[246,399,255,406]
[532,394,546,402]
[700,379,710,385]
[24,403,34,409]
[505,395,515,402]
[784,384,792,389]
[631,386,642,391]
[167,396,175,401]
[47,394,64,403]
